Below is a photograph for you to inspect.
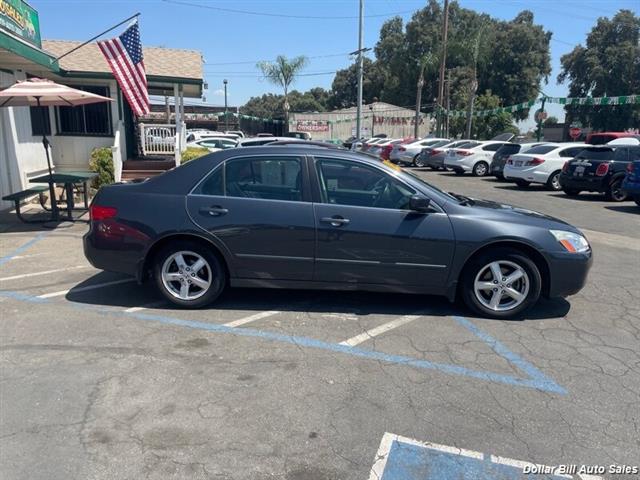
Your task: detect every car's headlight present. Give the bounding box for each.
[550,230,590,253]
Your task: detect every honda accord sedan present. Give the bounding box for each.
[84,146,592,319]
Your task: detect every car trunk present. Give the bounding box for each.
[565,147,614,177]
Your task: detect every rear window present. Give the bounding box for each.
[496,144,521,155]
[587,134,617,145]
[456,141,480,149]
[575,148,615,160]
[523,145,558,155]
[429,140,452,148]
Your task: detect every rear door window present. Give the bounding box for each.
[575,148,615,160]
[613,148,629,162]
[225,157,303,201]
[482,143,504,152]
[524,145,558,155]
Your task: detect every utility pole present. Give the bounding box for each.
[415,56,432,139]
[223,79,229,132]
[356,0,364,140]
[436,0,449,137]
[445,69,451,138]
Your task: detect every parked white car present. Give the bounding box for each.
[390,138,449,165]
[503,142,588,190]
[444,140,513,176]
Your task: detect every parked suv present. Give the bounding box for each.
[559,145,640,201]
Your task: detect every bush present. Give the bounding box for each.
[89,147,114,189]
[181,147,210,163]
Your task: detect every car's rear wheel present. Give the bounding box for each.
[461,249,542,319]
[605,177,628,202]
[634,196,640,207]
[515,179,530,187]
[413,154,426,168]
[472,161,489,177]
[546,171,562,191]
[154,241,225,308]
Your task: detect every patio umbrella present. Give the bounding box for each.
[0,78,113,219]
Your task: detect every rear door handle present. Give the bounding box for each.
[320,216,350,227]
[200,206,229,216]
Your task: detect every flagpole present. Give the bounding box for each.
[55,13,141,62]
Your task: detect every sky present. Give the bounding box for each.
[34,0,639,131]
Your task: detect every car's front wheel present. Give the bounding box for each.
[461,249,542,319]
[413,154,426,168]
[546,171,562,191]
[154,241,225,308]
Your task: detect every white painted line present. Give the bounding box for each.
[322,313,359,321]
[339,314,422,347]
[223,310,280,328]
[38,278,135,298]
[0,265,88,282]
[5,253,46,261]
[124,301,165,313]
[369,432,603,480]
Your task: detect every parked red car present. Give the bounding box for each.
[585,132,640,145]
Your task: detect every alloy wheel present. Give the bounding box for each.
[473,260,530,312]
[161,250,212,300]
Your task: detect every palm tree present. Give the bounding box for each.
[257,55,308,129]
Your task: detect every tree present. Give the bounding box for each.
[558,10,640,130]
[543,116,559,126]
[448,91,518,139]
[257,55,308,126]
[241,89,330,120]
[329,58,385,109]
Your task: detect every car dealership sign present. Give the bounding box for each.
[0,0,41,47]
[296,120,329,132]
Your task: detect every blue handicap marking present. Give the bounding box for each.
[370,433,603,480]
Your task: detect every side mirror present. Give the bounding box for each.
[409,194,431,212]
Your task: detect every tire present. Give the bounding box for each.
[472,161,489,177]
[546,171,562,191]
[515,179,530,187]
[460,248,542,319]
[413,154,426,168]
[634,196,640,207]
[153,240,226,308]
[604,177,628,202]
[563,188,580,197]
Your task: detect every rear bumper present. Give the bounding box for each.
[444,159,472,171]
[545,250,593,298]
[622,178,640,196]
[503,167,550,184]
[559,173,607,192]
[83,226,146,280]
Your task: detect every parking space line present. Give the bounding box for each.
[580,228,640,252]
[0,232,48,267]
[124,301,165,313]
[339,314,422,346]
[0,265,88,282]
[368,432,601,479]
[6,253,46,261]
[37,278,135,298]
[223,310,280,328]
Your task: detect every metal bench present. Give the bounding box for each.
[2,186,50,223]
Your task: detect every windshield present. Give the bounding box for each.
[400,166,459,201]
[523,145,558,155]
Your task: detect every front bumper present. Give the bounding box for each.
[545,250,593,298]
[444,158,471,171]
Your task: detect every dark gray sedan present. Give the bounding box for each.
[84,146,592,319]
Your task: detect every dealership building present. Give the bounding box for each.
[0,0,203,210]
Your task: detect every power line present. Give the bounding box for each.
[162,0,414,19]
[204,51,357,66]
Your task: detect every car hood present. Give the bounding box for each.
[460,197,580,232]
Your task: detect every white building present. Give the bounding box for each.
[1,1,203,210]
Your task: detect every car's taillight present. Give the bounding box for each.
[527,157,545,166]
[595,163,610,176]
[456,149,472,156]
[90,205,117,221]
[506,156,513,165]
[562,161,570,173]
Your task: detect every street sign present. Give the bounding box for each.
[569,127,582,140]
[534,109,548,122]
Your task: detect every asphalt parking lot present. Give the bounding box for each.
[1,170,639,480]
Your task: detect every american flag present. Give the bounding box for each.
[98,22,150,117]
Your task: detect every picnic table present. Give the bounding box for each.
[29,171,98,221]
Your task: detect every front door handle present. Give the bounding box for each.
[320,216,350,227]
[200,206,229,217]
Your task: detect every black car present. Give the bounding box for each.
[84,146,592,319]
[490,143,546,179]
[559,145,640,201]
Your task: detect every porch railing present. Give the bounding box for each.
[139,123,176,156]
